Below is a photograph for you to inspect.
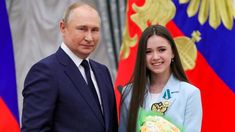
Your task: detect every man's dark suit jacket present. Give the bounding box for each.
[21,48,118,132]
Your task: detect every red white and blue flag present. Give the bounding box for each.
[0,0,20,131]
[115,0,235,131]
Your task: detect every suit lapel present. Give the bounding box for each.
[56,48,104,126]
[90,61,110,130]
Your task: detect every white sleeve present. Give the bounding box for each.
[184,88,203,132]
[118,85,132,132]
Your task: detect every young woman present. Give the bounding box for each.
[119,25,202,132]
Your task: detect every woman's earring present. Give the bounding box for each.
[171,58,174,63]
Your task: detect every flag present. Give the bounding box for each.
[0,0,20,131]
[115,0,235,131]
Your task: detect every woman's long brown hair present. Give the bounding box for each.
[127,25,188,132]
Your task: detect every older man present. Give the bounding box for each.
[21,2,118,132]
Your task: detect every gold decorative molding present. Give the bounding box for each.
[119,24,138,60]
[179,0,235,30]
[131,0,176,31]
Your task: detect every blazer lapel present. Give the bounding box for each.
[56,48,104,126]
[90,61,110,130]
[158,75,180,113]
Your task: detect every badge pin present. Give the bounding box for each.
[151,101,170,114]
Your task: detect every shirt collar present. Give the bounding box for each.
[61,42,89,67]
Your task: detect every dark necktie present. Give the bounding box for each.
[81,60,102,112]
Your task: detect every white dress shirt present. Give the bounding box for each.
[61,42,103,111]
